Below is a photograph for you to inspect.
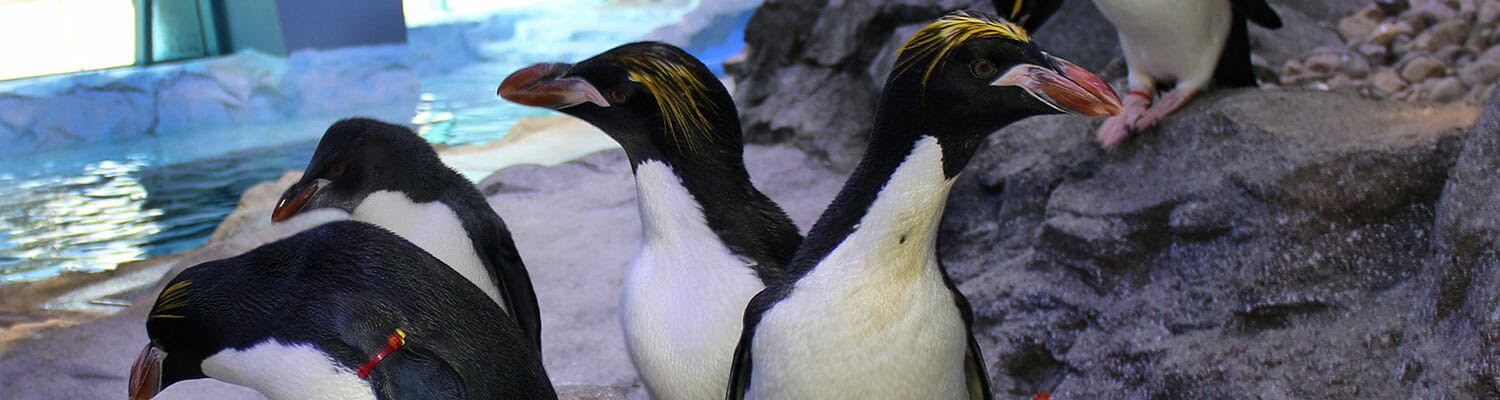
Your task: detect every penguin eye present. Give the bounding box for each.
[609,84,636,103]
[330,165,345,177]
[969,59,998,79]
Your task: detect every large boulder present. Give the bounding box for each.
[942,88,1478,398]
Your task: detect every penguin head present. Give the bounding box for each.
[272,118,448,222]
[131,269,256,399]
[498,41,741,165]
[879,11,1122,174]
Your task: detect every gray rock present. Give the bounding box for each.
[1401,55,1449,81]
[943,89,1478,398]
[1401,89,1500,399]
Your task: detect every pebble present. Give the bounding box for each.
[1368,21,1415,45]
[1482,1,1500,25]
[1340,15,1379,40]
[1427,19,1472,49]
[1284,0,1500,104]
[1372,68,1409,95]
[1305,53,1343,75]
[1482,45,1500,62]
[1401,55,1448,81]
[1427,76,1468,102]
[1460,60,1500,86]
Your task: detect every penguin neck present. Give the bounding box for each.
[786,103,997,282]
[631,149,797,280]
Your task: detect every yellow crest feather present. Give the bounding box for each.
[611,51,722,152]
[891,12,1031,88]
[149,280,192,319]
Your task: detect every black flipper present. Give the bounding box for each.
[966,335,994,400]
[725,285,789,400]
[1230,0,1282,29]
[486,220,544,355]
[991,0,1064,33]
[941,260,993,400]
[1212,7,1260,88]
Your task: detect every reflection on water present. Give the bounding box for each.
[0,139,324,285]
[0,157,161,282]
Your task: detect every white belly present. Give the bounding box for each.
[351,191,505,309]
[746,137,971,399]
[203,340,377,400]
[621,161,766,400]
[1093,0,1231,86]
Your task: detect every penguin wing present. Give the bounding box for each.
[483,220,544,353]
[991,0,1063,32]
[373,346,468,400]
[725,286,787,400]
[1229,0,1282,29]
[940,261,994,400]
[1212,5,1260,88]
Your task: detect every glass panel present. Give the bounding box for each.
[150,0,207,62]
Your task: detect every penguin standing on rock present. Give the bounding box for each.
[725,12,1121,399]
[271,118,543,352]
[498,42,802,400]
[129,221,555,400]
[995,0,1282,147]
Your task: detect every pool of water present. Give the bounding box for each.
[0,0,751,286]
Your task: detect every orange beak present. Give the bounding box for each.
[129,343,166,400]
[271,180,321,223]
[497,62,609,109]
[992,53,1123,117]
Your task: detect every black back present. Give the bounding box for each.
[286,118,543,352]
[554,42,802,283]
[144,221,556,399]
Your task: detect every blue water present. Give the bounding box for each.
[0,1,753,286]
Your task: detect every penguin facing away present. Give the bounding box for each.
[499,42,802,400]
[129,221,555,400]
[271,118,543,352]
[725,12,1120,400]
[994,0,1281,147]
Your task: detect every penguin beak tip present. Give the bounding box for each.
[271,181,321,223]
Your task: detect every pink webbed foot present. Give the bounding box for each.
[1135,87,1197,130]
[1095,90,1151,148]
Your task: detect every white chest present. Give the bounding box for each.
[351,191,505,308]
[621,161,765,400]
[1092,0,1232,82]
[747,137,970,399]
[202,340,376,400]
